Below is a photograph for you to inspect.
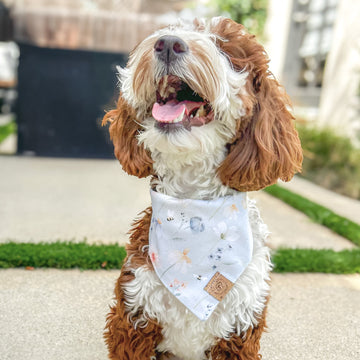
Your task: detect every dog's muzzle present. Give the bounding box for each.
[152,36,214,132]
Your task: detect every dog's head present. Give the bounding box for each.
[103,17,302,191]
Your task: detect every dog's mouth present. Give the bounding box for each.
[152,75,214,131]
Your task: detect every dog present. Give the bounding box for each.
[102,17,302,360]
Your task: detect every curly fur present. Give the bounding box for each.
[212,19,302,191]
[209,307,267,360]
[103,97,153,178]
[103,17,302,360]
[105,209,164,360]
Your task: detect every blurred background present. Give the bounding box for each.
[0,0,359,200]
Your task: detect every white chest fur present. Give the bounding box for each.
[122,199,272,360]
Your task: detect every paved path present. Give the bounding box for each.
[0,269,359,360]
[252,191,356,250]
[279,176,360,226]
[0,156,356,250]
[0,155,359,360]
[0,156,150,244]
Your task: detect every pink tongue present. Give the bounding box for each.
[152,100,203,123]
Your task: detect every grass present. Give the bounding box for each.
[272,248,360,274]
[0,242,359,274]
[0,241,126,270]
[264,184,360,246]
[0,120,16,144]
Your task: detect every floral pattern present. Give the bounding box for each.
[213,222,239,242]
[150,251,160,266]
[190,216,205,233]
[149,190,253,321]
[162,248,192,276]
[169,279,187,296]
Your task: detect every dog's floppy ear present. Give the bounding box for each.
[102,94,153,178]
[212,18,302,191]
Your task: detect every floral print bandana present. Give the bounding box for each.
[149,189,253,321]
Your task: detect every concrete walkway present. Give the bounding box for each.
[279,176,360,226]
[0,155,359,360]
[0,156,150,245]
[0,269,359,360]
[0,156,357,250]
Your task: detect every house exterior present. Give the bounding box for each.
[266,0,359,145]
[317,0,360,145]
[3,0,359,148]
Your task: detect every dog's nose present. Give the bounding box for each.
[154,35,188,64]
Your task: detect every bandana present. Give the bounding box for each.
[149,189,253,321]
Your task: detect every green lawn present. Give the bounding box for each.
[272,248,360,274]
[0,241,126,270]
[1,242,359,274]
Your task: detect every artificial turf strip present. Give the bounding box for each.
[0,242,127,270]
[0,242,360,273]
[272,248,360,274]
[264,184,360,246]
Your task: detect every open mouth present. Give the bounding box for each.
[152,75,214,131]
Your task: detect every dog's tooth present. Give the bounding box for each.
[168,86,176,94]
[195,105,205,117]
[160,84,167,98]
[162,75,168,89]
[173,108,185,123]
[159,75,169,98]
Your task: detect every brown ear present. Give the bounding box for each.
[213,18,302,191]
[102,94,153,178]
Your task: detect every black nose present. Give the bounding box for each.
[154,35,188,64]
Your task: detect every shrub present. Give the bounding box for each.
[297,124,360,199]
[0,120,16,144]
[213,0,268,37]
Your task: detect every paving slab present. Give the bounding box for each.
[0,269,113,360]
[251,191,356,250]
[279,176,360,226]
[0,269,359,360]
[0,156,150,244]
[0,156,355,251]
[262,273,360,360]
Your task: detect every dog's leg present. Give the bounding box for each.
[209,306,267,360]
[105,270,163,360]
[105,208,163,360]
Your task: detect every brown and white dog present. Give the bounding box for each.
[102,17,302,360]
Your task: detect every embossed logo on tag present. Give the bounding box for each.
[204,272,234,301]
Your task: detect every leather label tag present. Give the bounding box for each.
[204,272,234,301]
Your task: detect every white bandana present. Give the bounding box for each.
[149,189,253,321]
